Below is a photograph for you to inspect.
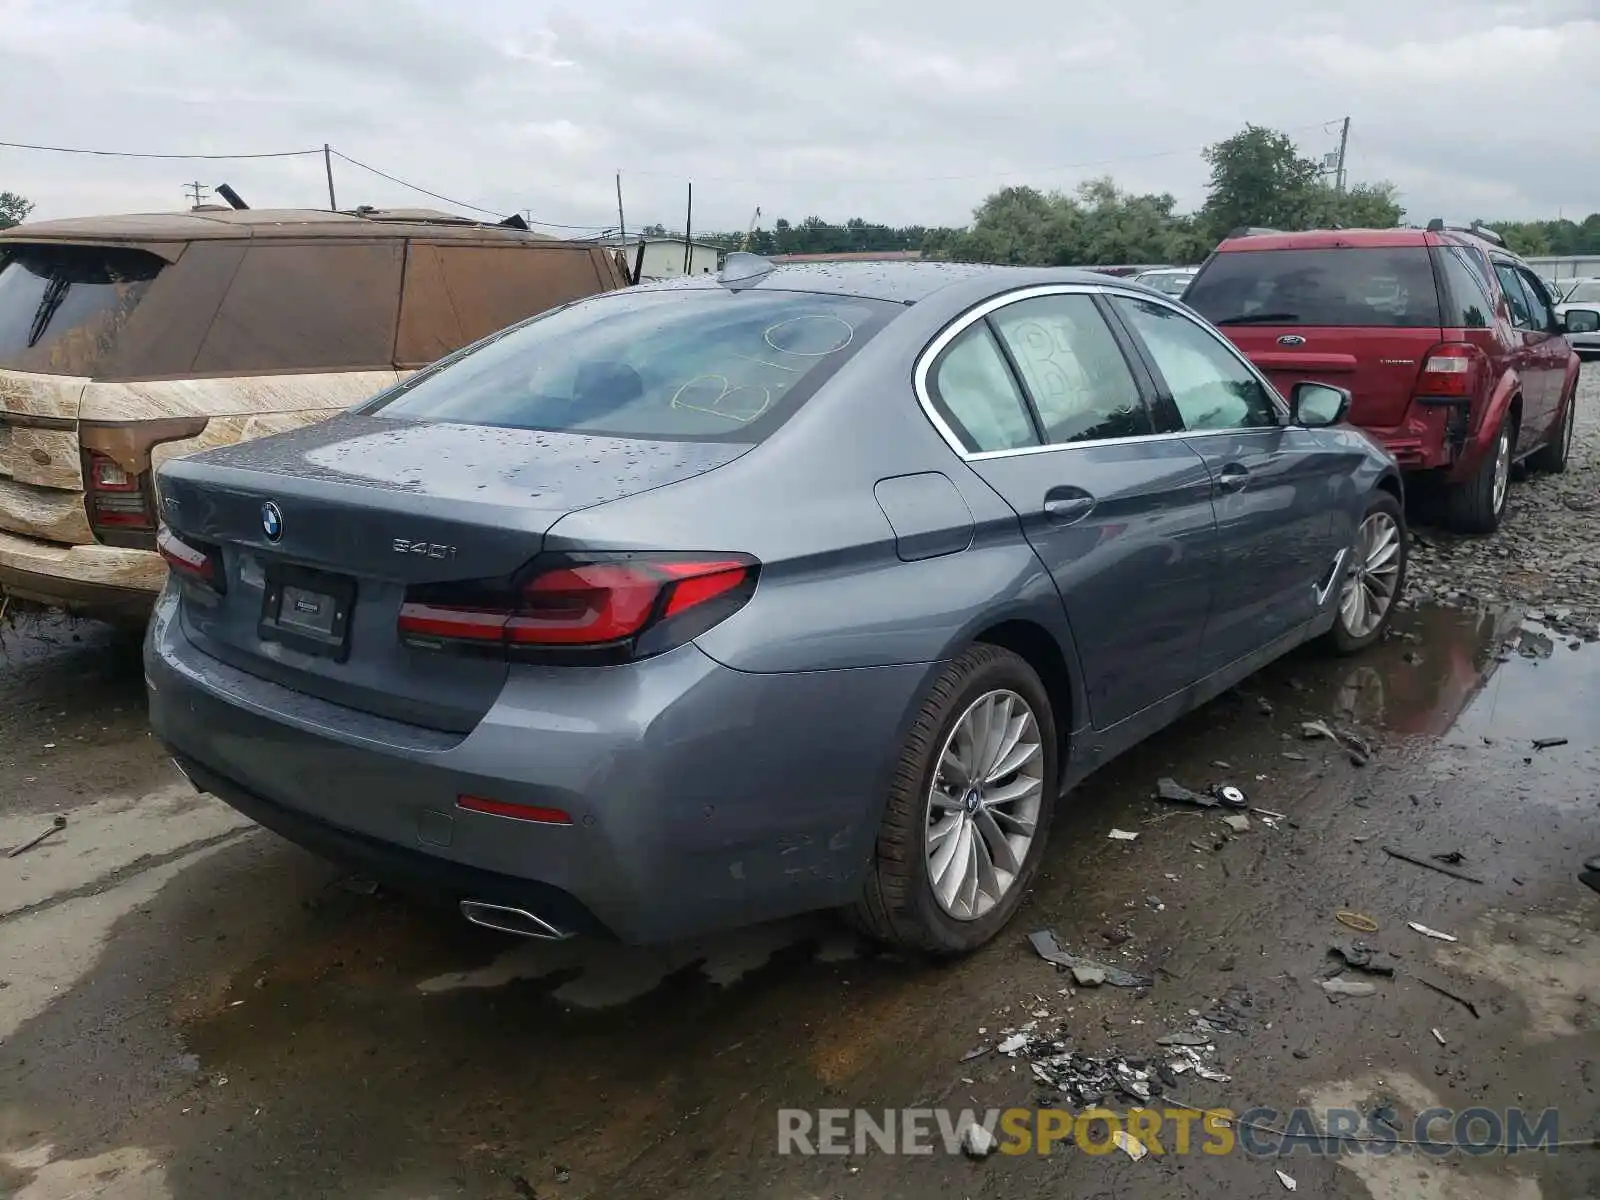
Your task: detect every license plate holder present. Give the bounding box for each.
[259,564,356,661]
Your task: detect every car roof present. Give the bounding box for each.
[634,260,1133,305]
[1214,226,1519,260]
[0,207,563,248]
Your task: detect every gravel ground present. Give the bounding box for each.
[1405,363,1600,640]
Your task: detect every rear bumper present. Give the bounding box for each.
[145,591,935,944]
[0,529,163,618]
[1361,402,1458,473]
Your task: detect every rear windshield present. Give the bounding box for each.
[1186,247,1442,328]
[0,244,163,375]
[364,286,901,442]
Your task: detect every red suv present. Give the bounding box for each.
[1184,225,1582,532]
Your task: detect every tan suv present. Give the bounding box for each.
[0,206,629,620]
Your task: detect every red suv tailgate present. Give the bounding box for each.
[1186,245,1444,428]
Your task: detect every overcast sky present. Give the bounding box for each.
[1,0,1595,235]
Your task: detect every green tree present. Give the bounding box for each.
[0,192,32,230]
[1200,125,1323,236]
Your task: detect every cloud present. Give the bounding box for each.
[0,0,1594,233]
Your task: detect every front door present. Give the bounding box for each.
[1514,266,1569,441]
[1110,294,1353,674]
[921,288,1218,730]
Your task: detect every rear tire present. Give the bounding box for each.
[1445,414,1513,534]
[850,644,1058,957]
[1529,385,1576,474]
[1324,492,1407,656]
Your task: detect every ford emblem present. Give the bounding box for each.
[1277,334,1306,346]
[261,501,284,542]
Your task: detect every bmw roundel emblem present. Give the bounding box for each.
[261,501,284,542]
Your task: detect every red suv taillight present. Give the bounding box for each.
[1415,343,1482,399]
[398,553,759,662]
[156,525,225,593]
[84,449,159,546]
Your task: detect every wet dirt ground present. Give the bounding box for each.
[3,387,1599,1199]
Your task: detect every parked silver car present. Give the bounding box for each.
[146,257,1406,955]
[1554,278,1600,358]
[1132,267,1198,298]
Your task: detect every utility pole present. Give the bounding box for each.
[184,181,209,207]
[682,181,693,275]
[615,172,627,247]
[1334,117,1350,195]
[324,144,337,212]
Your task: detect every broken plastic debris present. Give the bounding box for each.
[1108,828,1140,841]
[1408,921,1459,943]
[1301,720,1338,742]
[1112,1130,1149,1161]
[997,1033,1029,1055]
[1155,777,1217,808]
[1072,965,1107,987]
[1222,813,1251,834]
[1157,1031,1214,1048]
[1277,1168,1298,1191]
[1195,1065,1232,1082]
[1321,977,1378,997]
[1028,929,1151,988]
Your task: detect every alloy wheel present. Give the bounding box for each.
[924,689,1044,921]
[1492,428,1511,514]
[1339,511,1403,639]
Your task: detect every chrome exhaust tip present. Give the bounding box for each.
[459,899,572,941]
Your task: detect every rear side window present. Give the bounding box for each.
[1186,247,1442,328]
[989,294,1150,444]
[1493,263,1533,329]
[0,244,163,375]
[367,287,900,443]
[930,323,1041,453]
[1436,247,1495,328]
[192,242,403,373]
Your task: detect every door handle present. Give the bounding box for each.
[1043,491,1096,524]
[1215,464,1250,494]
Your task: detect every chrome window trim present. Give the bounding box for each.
[913,282,1291,462]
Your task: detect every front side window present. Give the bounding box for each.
[1115,297,1279,431]
[989,294,1150,444]
[928,323,1040,453]
[1517,269,1555,330]
[370,286,899,443]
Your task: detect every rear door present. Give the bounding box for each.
[1185,245,1444,433]
[1513,265,1568,440]
[1490,260,1551,446]
[922,285,1218,729]
[1110,292,1353,671]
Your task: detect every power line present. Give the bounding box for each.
[0,138,320,160]
[330,150,616,231]
[622,119,1345,186]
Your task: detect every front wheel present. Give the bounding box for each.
[1445,415,1513,534]
[1324,492,1407,656]
[850,644,1058,956]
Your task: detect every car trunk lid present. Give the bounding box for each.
[1218,327,1440,428]
[157,414,749,732]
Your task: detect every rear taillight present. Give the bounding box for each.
[83,449,158,548]
[1415,344,1479,398]
[398,553,759,662]
[156,525,225,593]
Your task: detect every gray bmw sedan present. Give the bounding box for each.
[146,256,1405,955]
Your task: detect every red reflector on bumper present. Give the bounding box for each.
[455,795,573,825]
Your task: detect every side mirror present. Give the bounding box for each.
[1563,307,1600,336]
[1290,381,1351,428]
